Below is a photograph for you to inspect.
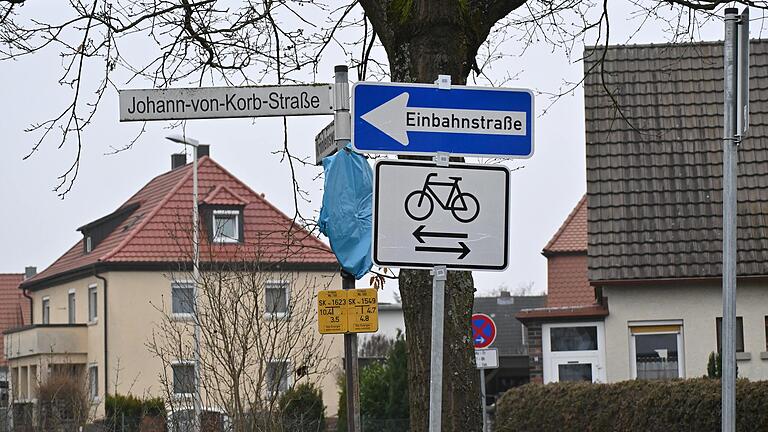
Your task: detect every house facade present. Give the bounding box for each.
[521,40,768,385]
[0,272,30,413]
[584,41,768,381]
[517,196,609,384]
[3,149,344,426]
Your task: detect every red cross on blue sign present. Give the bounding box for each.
[472,313,497,349]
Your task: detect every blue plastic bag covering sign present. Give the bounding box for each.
[318,145,373,279]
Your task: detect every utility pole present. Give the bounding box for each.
[333,65,361,432]
[722,7,749,432]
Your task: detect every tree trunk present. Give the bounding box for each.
[357,1,526,429]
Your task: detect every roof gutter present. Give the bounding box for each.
[93,267,108,397]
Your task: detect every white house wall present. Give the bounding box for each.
[603,281,768,382]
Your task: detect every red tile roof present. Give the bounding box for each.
[540,195,598,313]
[0,274,29,365]
[542,195,587,255]
[24,157,336,288]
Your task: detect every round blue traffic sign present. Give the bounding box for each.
[472,313,496,349]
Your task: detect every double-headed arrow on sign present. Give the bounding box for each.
[412,225,470,259]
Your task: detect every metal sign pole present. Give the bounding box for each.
[428,265,447,432]
[333,64,361,432]
[722,9,739,432]
[480,368,487,432]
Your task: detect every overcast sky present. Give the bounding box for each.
[0,1,734,301]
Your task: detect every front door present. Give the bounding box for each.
[542,322,607,383]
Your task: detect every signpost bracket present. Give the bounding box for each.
[435,74,452,90]
[433,152,450,167]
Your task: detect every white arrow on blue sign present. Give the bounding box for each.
[351,82,534,158]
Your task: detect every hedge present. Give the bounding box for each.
[496,379,768,432]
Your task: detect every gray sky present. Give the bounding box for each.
[0,1,731,301]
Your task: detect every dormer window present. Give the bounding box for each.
[212,210,240,243]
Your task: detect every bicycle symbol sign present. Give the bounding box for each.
[373,160,510,271]
[405,173,480,223]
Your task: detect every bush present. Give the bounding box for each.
[106,394,166,431]
[495,379,768,432]
[36,373,89,430]
[337,333,409,432]
[279,383,326,432]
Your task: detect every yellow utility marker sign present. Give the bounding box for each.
[318,288,378,334]
[347,288,379,333]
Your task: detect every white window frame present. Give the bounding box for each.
[68,289,76,324]
[88,284,98,324]
[171,360,196,397]
[264,280,290,319]
[85,236,93,253]
[212,210,240,243]
[171,281,196,320]
[88,363,99,401]
[266,359,291,395]
[628,320,685,380]
[41,297,50,325]
[542,321,606,384]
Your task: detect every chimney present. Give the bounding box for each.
[197,144,210,158]
[499,290,511,297]
[171,153,187,170]
[24,266,37,280]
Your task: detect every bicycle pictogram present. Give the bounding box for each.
[404,173,480,223]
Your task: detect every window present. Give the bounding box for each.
[68,291,76,324]
[88,365,98,401]
[172,282,195,316]
[716,317,745,353]
[42,297,50,324]
[85,236,93,253]
[172,363,195,395]
[630,323,684,380]
[266,360,290,394]
[558,364,592,382]
[265,281,289,317]
[212,210,240,242]
[88,285,98,322]
[550,326,598,351]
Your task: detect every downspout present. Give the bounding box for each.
[22,288,33,324]
[94,268,108,398]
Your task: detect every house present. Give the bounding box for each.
[2,148,343,426]
[0,272,30,408]
[473,293,546,401]
[517,197,608,383]
[521,40,768,385]
[583,41,768,382]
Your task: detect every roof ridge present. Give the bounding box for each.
[542,195,586,253]
[99,162,195,262]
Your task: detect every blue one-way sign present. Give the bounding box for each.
[352,82,534,158]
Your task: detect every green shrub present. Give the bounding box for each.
[496,379,768,432]
[106,394,166,431]
[707,351,722,378]
[279,383,326,432]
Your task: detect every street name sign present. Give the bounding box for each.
[119,84,334,121]
[317,288,378,334]
[475,348,499,369]
[472,314,497,349]
[352,82,534,158]
[315,121,336,165]
[373,160,509,270]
